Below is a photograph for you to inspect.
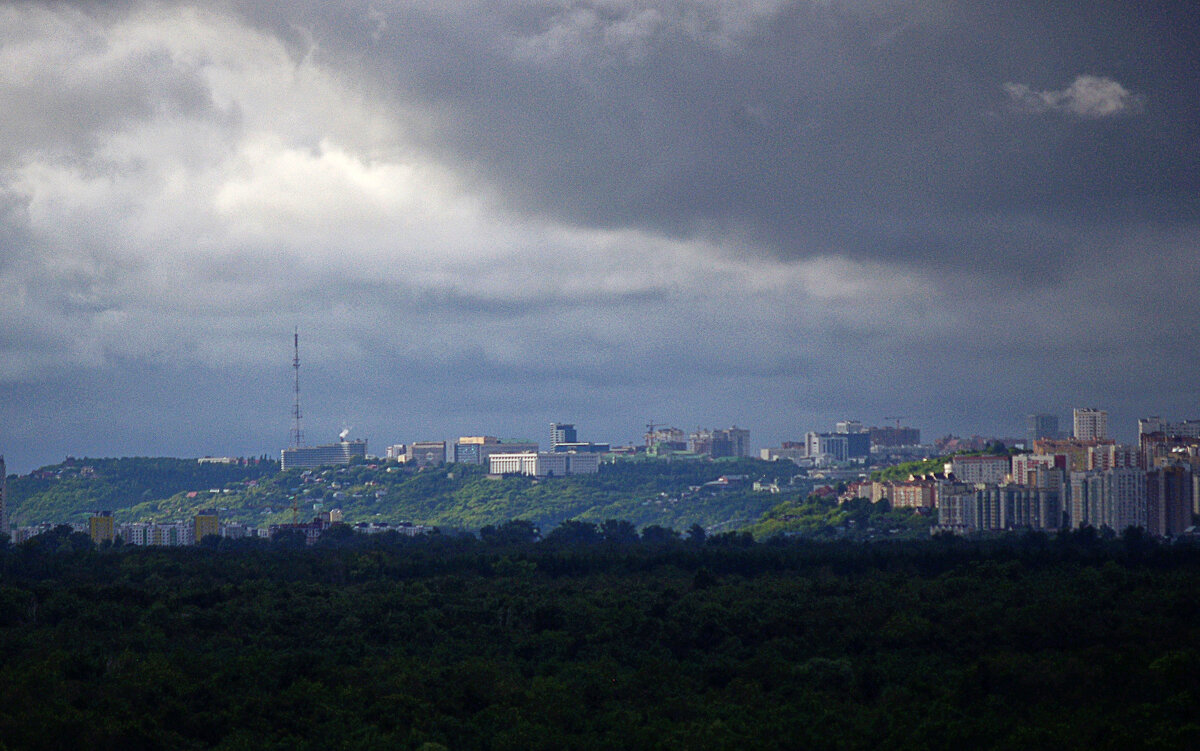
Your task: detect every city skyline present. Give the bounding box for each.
[3,2,1199,474]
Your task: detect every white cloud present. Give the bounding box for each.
[1003,75,1140,118]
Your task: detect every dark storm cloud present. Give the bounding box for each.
[3,0,1200,472]
[230,0,1200,274]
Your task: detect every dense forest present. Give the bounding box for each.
[0,530,1197,749]
[7,457,915,537]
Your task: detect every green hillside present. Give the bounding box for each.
[8,456,808,533]
[5,457,278,527]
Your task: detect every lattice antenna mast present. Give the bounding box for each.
[291,328,305,448]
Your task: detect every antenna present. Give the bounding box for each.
[291,328,304,448]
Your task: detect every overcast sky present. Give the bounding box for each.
[2,1,1198,472]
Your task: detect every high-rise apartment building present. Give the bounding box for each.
[1146,465,1193,538]
[1068,468,1146,532]
[938,481,1062,533]
[1073,408,1109,441]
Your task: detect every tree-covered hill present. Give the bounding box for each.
[9,456,806,533]
[6,457,278,527]
[747,495,935,540]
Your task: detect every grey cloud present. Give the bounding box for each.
[286,1,1193,274]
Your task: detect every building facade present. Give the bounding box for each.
[194,513,219,542]
[1068,468,1147,532]
[937,480,1063,534]
[89,513,115,544]
[889,478,936,509]
[688,427,751,458]
[549,423,577,448]
[1087,444,1138,471]
[1146,465,1193,538]
[806,432,869,463]
[488,451,600,477]
[1033,438,1116,472]
[1073,408,1109,441]
[947,455,1010,485]
[281,440,368,471]
[406,441,446,467]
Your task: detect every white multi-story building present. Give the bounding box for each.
[488,451,599,477]
[117,521,195,546]
[947,455,1010,484]
[760,446,807,463]
[1073,408,1109,441]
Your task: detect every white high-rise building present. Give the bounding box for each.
[1073,408,1109,441]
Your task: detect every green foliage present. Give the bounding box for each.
[871,456,948,482]
[7,457,278,526]
[9,456,793,534]
[0,537,1198,748]
[748,495,934,540]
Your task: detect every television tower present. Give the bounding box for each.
[291,328,305,448]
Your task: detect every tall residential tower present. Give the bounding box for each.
[1073,408,1109,441]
